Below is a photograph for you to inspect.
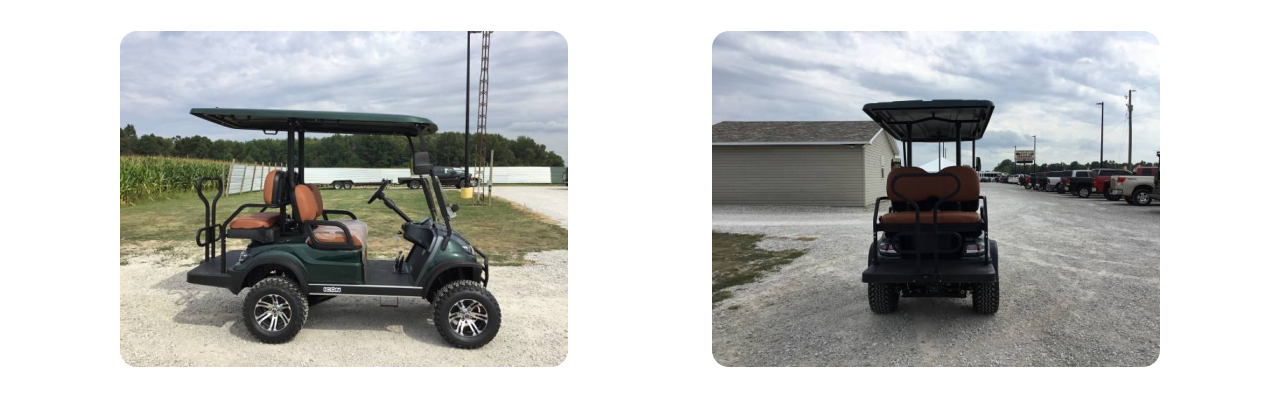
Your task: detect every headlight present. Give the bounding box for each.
[462,244,476,256]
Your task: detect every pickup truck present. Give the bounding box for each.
[1109,166,1159,206]
[397,166,466,189]
[1044,171,1068,193]
[1060,170,1095,197]
[1091,168,1133,201]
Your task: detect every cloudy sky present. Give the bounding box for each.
[121,31,568,163]
[713,32,1160,167]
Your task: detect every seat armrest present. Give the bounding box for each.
[321,209,357,220]
[304,220,358,250]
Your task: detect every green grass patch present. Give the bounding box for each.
[120,187,567,265]
[712,232,806,303]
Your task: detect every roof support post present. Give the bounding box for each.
[298,130,306,184]
[905,123,913,166]
[955,121,962,167]
[286,123,297,222]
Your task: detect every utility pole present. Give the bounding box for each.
[1097,102,1105,167]
[464,32,473,187]
[1032,135,1037,174]
[1126,89,1135,168]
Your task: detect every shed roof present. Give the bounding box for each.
[712,121,884,145]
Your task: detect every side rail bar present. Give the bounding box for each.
[195,176,224,266]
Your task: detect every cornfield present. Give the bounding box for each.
[120,156,228,205]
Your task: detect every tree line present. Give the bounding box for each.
[990,158,1158,174]
[119,124,565,168]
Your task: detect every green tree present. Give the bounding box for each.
[134,134,172,156]
[120,124,138,155]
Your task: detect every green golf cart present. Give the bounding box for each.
[188,108,500,348]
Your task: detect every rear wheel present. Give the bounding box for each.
[868,283,899,314]
[344,182,353,189]
[1104,187,1121,201]
[432,280,502,349]
[1077,186,1090,198]
[407,180,421,190]
[332,182,341,190]
[972,282,999,315]
[1133,188,1153,206]
[243,276,309,344]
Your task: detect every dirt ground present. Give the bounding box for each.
[712,183,1159,367]
[492,186,569,228]
[120,243,567,366]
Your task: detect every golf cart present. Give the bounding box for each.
[862,100,1000,315]
[187,109,500,348]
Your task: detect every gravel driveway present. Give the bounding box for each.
[120,245,567,366]
[493,186,569,228]
[712,183,1159,366]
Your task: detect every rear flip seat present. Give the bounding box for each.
[228,170,284,230]
[879,165,982,225]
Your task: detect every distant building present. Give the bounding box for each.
[712,121,899,207]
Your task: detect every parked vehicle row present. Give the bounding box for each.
[1020,166,1159,206]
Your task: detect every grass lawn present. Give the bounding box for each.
[120,187,567,265]
[712,232,806,303]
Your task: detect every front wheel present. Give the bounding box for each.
[243,276,309,344]
[432,280,502,349]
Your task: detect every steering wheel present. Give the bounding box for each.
[368,179,390,204]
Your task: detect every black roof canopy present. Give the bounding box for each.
[190,108,439,136]
[862,100,994,143]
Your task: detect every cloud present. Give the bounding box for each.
[120,31,568,162]
[713,32,1160,166]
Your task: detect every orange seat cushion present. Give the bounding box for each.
[228,212,280,229]
[879,211,982,225]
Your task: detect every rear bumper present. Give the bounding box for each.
[187,250,244,293]
[862,258,996,284]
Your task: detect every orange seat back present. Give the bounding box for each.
[294,184,321,222]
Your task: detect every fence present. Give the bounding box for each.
[222,163,564,194]
[225,162,282,195]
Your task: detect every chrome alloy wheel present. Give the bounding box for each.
[254,294,292,332]
[448,299,489,337]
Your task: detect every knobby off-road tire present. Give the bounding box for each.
[1133,188,1153,206]
[432,280,502,349]
[973,240,1000,315]
[868,283,899,314]
[243,276,309,344]
[972,282,999,315]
